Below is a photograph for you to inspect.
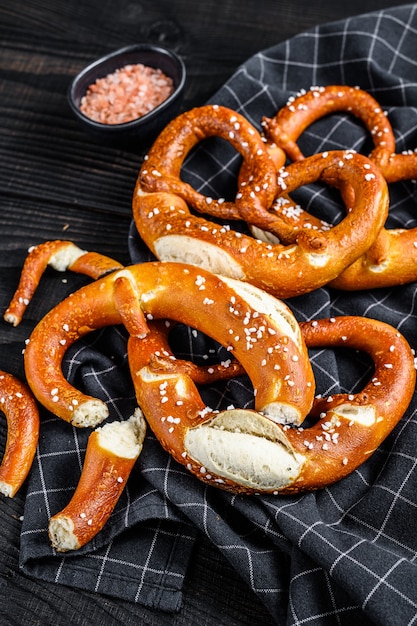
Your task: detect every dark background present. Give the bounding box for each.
[0,1,409,624]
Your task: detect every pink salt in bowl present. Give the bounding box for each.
[68,44,186,148]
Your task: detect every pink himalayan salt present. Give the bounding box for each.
[80,62,174,125]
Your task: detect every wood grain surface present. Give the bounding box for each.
[0,1,407,624]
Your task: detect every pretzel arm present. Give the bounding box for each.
[4,241,123,326]
[139,104,278,220]
[150,352,245,384]
[49,411,146,552]
[330,227,417,290]
[0,372,40,497]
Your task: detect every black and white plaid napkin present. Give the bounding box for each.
[21,4,417,624]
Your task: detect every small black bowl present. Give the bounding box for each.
[68,43,186,148]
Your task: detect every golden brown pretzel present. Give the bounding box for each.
[128,314,416,494]
[0,372,39,497]
[134,123,389,297]
[4,240,123,326]
[21,260,315,429]
[256,86,417,289]
[49,411,146,552]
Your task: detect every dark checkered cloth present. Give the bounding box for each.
[21,4,417,624]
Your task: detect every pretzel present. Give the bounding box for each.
[20,259,315,429]
[133,104,389,297]
[128,314,416,494]
[49,410,146,552]
[259,86,417,289]
[0,372,39,497]
[4,240,124,327]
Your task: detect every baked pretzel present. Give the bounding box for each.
[18,257,315,429]
[4,240,123,327]
[134,105,389,297]
[49,410,146,552]
[128,314,416,494]
[259,86,417,289]
[0,372,39,497]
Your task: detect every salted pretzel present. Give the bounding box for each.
[133,103,389,297]
[49,410,146,552]
[0,371,39,497]
[257,85,417,289]
[128,314,416,494]
[4,240,124,326]
[20,259,315,429]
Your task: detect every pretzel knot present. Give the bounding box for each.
[133,104,389,298]
[262,85,417,289]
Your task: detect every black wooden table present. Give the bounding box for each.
[0,1,409,624]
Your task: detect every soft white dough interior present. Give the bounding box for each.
[72,399,109,428]
[306,252,331,268]
[96,409,146,458]
[249,225,281,245]
[331,403,376,427]
[0,481,13,498]
[219,275,302,347]
[369,261,389,273]
[49,515,79,551]
[154,235,245,278]
[261,401,303,425]
[48,243,86,271]
[184,409,305,490]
